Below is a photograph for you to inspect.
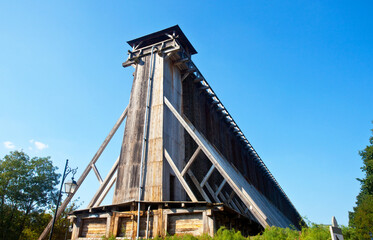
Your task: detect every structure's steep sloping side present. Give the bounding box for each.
[182,74,303,229]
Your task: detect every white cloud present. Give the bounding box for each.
[29,139,34,143]
[34,141,48,150]
[3,141,15,149]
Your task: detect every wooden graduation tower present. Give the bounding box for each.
[40,26,303,240]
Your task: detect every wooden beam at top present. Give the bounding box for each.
[175,57,189,65]
[181,72,191,82]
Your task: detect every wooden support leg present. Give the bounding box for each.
[38,106,128,240]
[88,157,120,208]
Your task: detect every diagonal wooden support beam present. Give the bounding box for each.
[187,170,211,203]
[91,163,103,184]
[181,146,201,176]
[200,165,215,187]
[164,149,198,202]
[88,156,120,208]
[215,179,226,197]
[227,190,236,204]
[181,72,191,82]
[218,192,227,203]
[164,96,294,229]
[38,106,128,240]
[94,172,117,207]
[177,146,210,202]
[163,96,272,227]
[205,182,220,202]
[224,191,241,213]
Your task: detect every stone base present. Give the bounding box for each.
[69,201,262,239]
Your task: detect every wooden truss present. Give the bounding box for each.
[163,96,293,229]
[38,106,128,240]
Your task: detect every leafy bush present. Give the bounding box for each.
[214,227,246,240]
[104,224,361,239]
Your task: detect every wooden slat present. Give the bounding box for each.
[94,172,117,207]
[181,146,201,176]
[228,191,235,203]
[215,179,226,197]
[38,106,128,240]
[164,97,275,228]
[88,157,120,208]
[80,218,107,238]
[200,165,215,187]
[218,192,227,203]
[181,72,191,82]
[223,191,240,213]
[165,95,293,228]
[168,213,203,236]
[164,149,198,202]
[233,198,246,215]
[204,182,219,202]
[187,170,212,203]
[91,164,103,184]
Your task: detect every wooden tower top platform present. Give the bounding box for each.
[127,25,197,55]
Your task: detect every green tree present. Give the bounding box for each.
[349,127,373,239]
[0,151,60,240]
[21,200,80,240]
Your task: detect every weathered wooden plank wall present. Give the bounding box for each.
[162,57,185,201]
[113,54,152,203]
[182,75,302,228]
[79,218,107,238]
[113,52,185,203]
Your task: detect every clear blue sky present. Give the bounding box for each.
[1,1,372,226]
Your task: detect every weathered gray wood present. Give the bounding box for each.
[164,149,197,202]
[114,52,161,203]
[164,96,267,224]
[164,96,294,228]
[88,157,120,208]
[187,170,212,203]
[234,198,246,214]
[123,39,179,68]
[181,146,201,177]
[94,173,117,207]
[200,165,215,187]
[92,163,103,184]
[227,191,235,204]
[215,179,226,197]
[181,72,191,82]
[38,106,128,240]
[218,192,227,203]
[204,182,219,202]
